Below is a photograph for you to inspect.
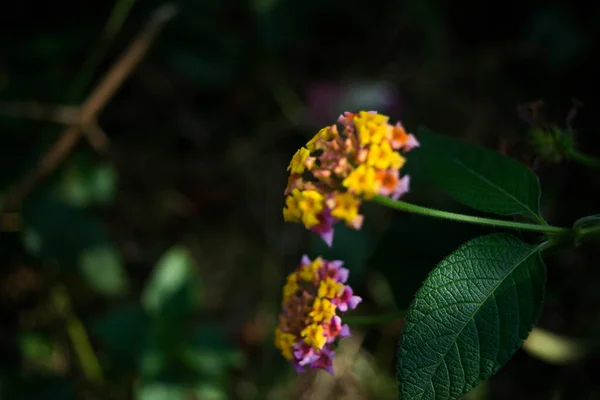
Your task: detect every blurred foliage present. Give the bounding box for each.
[1,0,600,399]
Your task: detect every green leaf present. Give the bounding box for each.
[21,193,129,296]
[397,233,547,400]
[18,331,60,370]
[56,158,118,208]
[90,305,150,370]
[141,246,203,320]
[136,382,227,400]
[417,128,544,222]
[79,245,129,296]
[22,194,106,265]
[181,324,244,378]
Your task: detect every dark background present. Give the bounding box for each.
[1,0,600,399]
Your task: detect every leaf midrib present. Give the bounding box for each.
[448,155,539,221]
[404,239,543,400]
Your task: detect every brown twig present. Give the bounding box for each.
[0,102,79,124]
[0,4,178,212]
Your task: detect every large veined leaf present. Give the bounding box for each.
[397,233,547,400]
[417,128,544,222]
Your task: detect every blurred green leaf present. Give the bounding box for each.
[136,382,227,400]
[522,327,588,365]
[22,192,129,296]
[18,332,58,369]
[398,234,546,400]
[141,245,203,320]
[181,324,244,378]
[22,194,106,265]
[79,245,129,296]
[140,338,169,380]
[56,159,118,208]
[417,127,544,222]
[136,383,183,400]
[91,305,150,369]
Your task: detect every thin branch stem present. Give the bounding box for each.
[50,285,103,384]
[569,149,600,170]
[372,196,571,236]
[0,4,177,212]
[577,224,600,243]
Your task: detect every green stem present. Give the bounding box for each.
[569,149,600,170]
[372,195,570,236]
[51,286,103,384]
[344,310,406,325]
[577,225,600,243]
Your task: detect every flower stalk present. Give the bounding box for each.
[372,196,570,236]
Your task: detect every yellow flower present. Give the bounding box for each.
[287,147,311,175]
[301,323,327,350]
[275,327,297,360]
[367,141,406,170]
[370,124,390,145]
[331,192,360,224]
[299,257,323,281]
[317,278,344,299]
[283,273,299,299]
[309,298,337,323]
[282,189,302,222]
[307,125,338,151]
[354,112,390,146]
[298,190,324,228]
[342,165,380,199]
[356,111,389,125]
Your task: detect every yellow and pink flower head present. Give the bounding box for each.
[283,111,419,246]
[275,255,361,374]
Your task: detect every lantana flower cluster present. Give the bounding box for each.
[283,110,419,246]
[275,255,361,374]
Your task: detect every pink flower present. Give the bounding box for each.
[404,134,420,152]
[319,260,349,283]
[293,342,320,370]
[323,315,351,343]
[392,175,411,200]
[310,208,336,247]
[334,286,362,312]
[310,346,335,374]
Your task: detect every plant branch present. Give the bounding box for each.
[372,195,570,236]
[50,285,103,384]
[576,224,600,243]
[569,149,600,170]
[0,4,178,212]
